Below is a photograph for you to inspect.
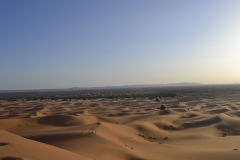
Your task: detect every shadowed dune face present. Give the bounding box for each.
[0,142,8,146]
[159,109,172,115]
[216,124,240,136]
[229,111,240,117]
[25,123,99,144]
[207,108,229,114]
[127,156,146,160]
[215,116,240,136]
[0,130,91,160]
[1,86,240,160]
[37,115,81,126]
[181,113,199,118]
[0,157,23,160]
[154,122,178,131]
[28,133,94,144]
[182,116,222,128]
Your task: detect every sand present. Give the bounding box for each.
[1,91,240,160]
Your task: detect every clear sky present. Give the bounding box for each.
[1,0,240,90]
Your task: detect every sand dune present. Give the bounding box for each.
[182,116,222,128]
[1,90,240,160]
[0,130,90,160]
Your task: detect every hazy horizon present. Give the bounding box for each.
[1,0,240,90]
[1,82,240,91]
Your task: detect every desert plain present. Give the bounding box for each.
[0,85,240,160]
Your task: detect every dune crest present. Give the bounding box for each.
[1,86,240,160]
[0,130,90,160]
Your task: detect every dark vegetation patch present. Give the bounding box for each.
[2,85,240,102]
[159,110,171,115]
[159,105,166,110]
[0,88,177,101]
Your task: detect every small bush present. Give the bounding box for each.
[160,105,166,110]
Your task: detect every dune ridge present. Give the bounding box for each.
[1,90,240,160]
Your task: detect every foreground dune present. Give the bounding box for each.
[0,130,90,160]
[1,90,240,160]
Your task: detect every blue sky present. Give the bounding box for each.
[1,0,240,89]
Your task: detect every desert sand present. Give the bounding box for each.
[1,87,240,160]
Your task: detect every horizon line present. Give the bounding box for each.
[1,82,240,92]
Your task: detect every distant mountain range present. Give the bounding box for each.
[1,82,240,93]
[109,82,202,88]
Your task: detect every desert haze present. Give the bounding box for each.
[1,85,240,160]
